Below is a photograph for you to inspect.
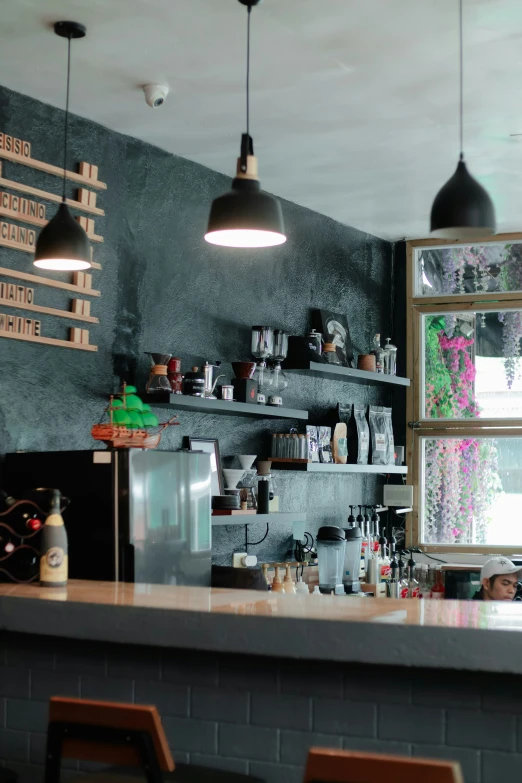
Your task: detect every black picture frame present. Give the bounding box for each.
[185,437,224,496]
[312,309,354,367]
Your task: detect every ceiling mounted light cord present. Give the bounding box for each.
[240,5,253,175]
[204,0,286,249]
[459,0,463,159]
[33,21,92,271]
[62,34,72,201]
[429,0,495,240]
[246,6,251,142]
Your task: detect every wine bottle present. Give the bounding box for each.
[40,489,68,588]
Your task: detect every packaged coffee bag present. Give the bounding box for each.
[332,423,348,464]
[306,425,320,462]
[318,426,333,463]
[368,405,388,465]
[383,406,395,465]
[340,403,369,464]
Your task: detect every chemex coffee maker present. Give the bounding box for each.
[145,353,172,394]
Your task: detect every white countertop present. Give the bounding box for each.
[1,580,522,675]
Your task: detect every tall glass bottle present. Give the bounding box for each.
[431,565,445,599]
[370,333,384,373]
[407,553,419,598]
[40,489,68,588]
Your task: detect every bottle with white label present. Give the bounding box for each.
[40,489,68,588]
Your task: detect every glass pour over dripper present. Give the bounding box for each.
[145,352,172,393]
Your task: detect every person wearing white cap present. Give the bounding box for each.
[473,557,522,601]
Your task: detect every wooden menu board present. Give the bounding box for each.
[0,131,104,352]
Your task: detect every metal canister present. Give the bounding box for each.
[221,385,234,401]
[307,329,322,354]
[386,581,400,598]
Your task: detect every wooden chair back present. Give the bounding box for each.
[48,697,174,772]
[304,747,464,783]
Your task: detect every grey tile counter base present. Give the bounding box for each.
[4,594,522,675]
[4,631,522,783]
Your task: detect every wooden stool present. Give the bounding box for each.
[45,697,264,783]
[304,747,463,783]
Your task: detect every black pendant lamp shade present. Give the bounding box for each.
[205,135,285,248]
[34,202,91,270]
[430,156,496,239]
[204,0,286,248]
[429,0,495,239]
[34,21,91,271]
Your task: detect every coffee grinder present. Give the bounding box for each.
[251,326,274,405]
[268,330,289,407]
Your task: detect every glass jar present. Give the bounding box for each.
[322,342,342,366]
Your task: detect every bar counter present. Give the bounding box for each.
[1,580,522,675]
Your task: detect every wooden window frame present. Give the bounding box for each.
[406,233,522,553]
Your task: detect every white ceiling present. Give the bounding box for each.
[1,0,522,240]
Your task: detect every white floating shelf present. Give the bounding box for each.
[284,361,410,387]
[271,463,408,475]
[144,394,308,420]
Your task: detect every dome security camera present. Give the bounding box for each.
[143,84,169,109]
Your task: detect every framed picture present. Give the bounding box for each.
[313,309,354,367]
[185,437,224,496]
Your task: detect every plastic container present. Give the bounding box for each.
[296,577,309,595]
[431,565,445,599]
[342,527,362,593]
[316,526,346,594]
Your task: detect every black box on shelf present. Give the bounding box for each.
[232,378,258,403]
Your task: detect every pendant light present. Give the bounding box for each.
[430,0,495,239]
[34,21,91,271]
[205,0,286,248]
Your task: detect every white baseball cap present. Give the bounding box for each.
[480,557,522,583]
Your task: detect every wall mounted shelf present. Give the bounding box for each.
[283,361,410,387]
[271,462,408,475]
[212,512,307,527]
[144,394,308,420]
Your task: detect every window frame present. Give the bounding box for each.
[406,233,522,553]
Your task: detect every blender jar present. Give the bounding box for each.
[316,526,346,594]
[342,527,362,593]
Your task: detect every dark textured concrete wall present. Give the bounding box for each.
[0,631,519,783]
[0,85,396,564]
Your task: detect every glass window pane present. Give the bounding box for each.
[423,310,522,419]
[415,242,522,297]
[421,436,522,545]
